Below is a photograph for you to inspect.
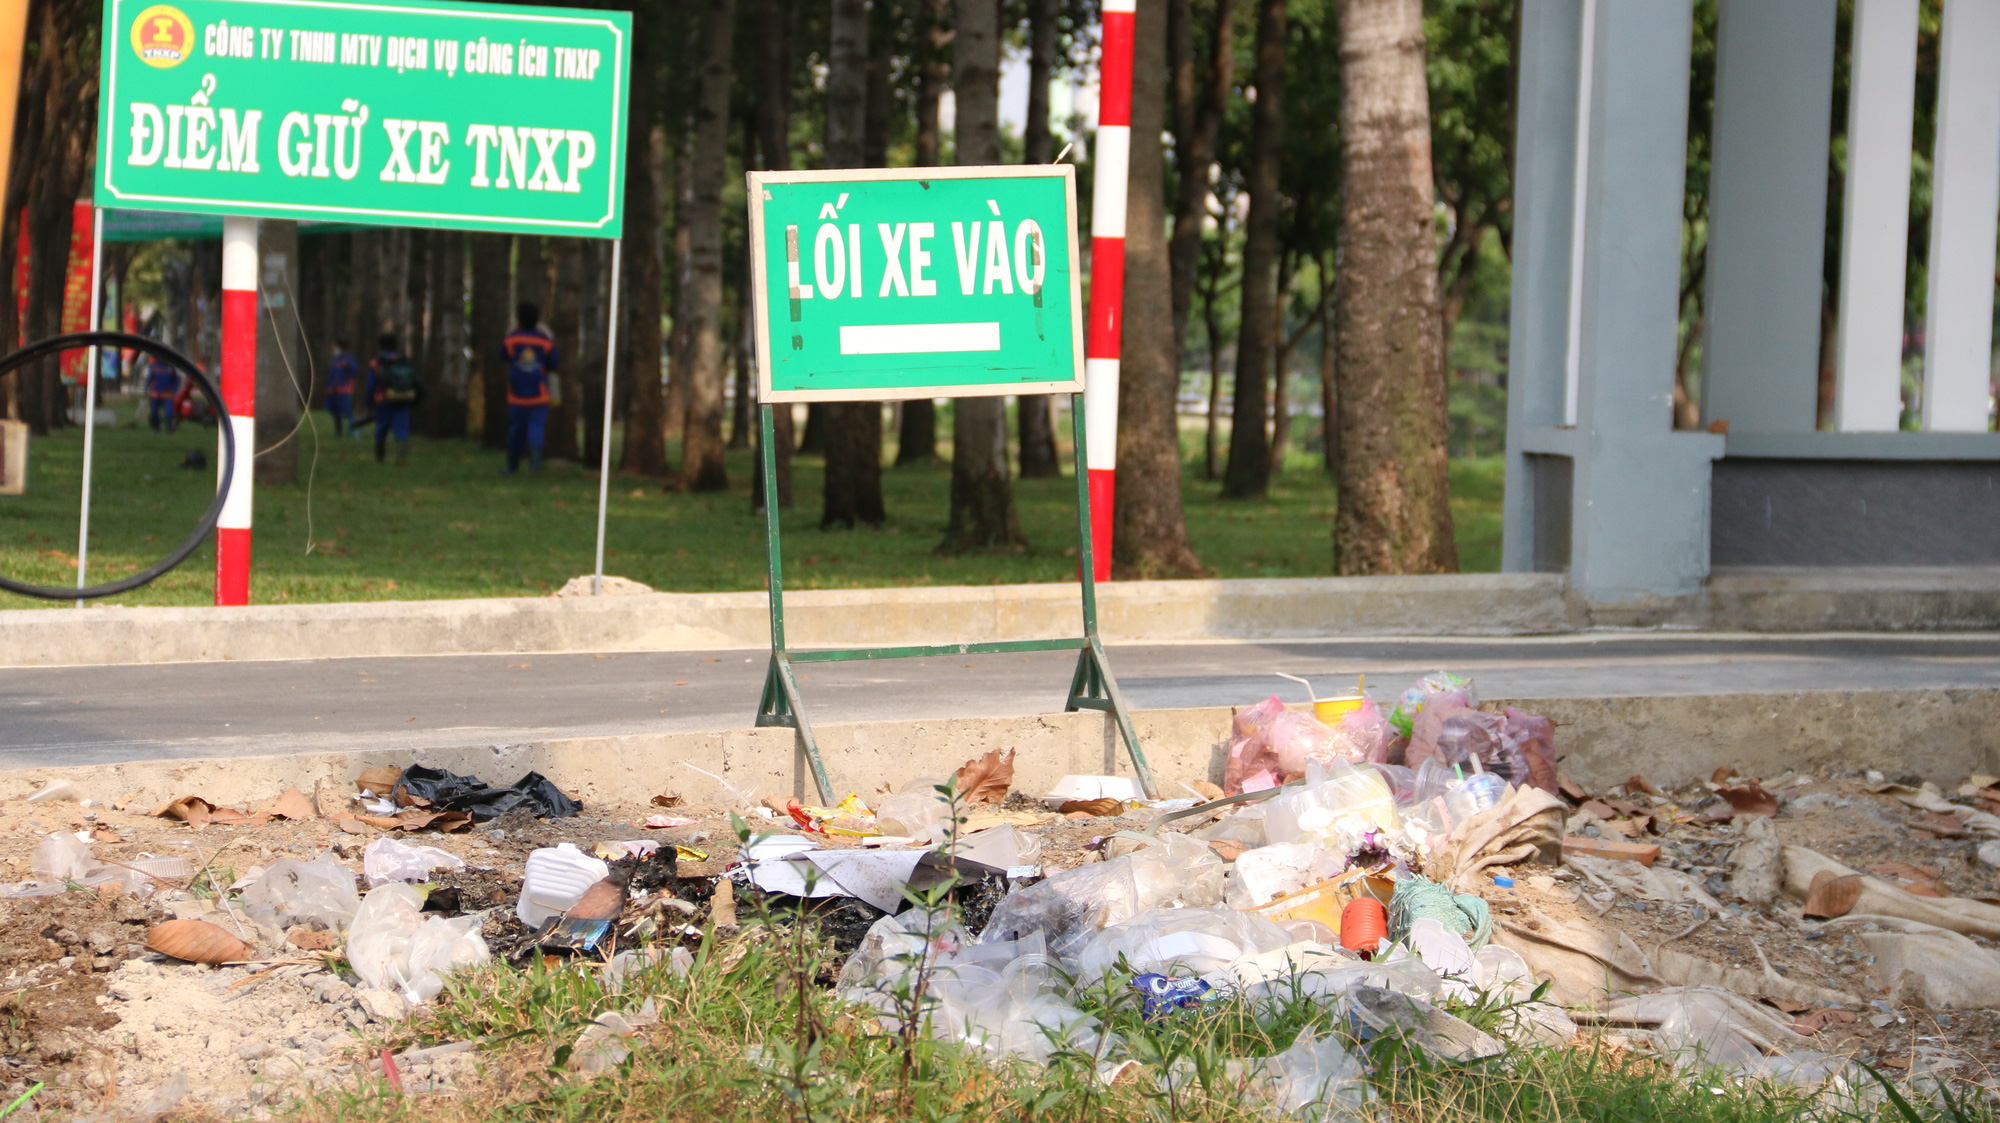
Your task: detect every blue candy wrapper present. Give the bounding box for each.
[1131,973,1222,1018]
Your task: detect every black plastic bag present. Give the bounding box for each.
[392,766,581,821]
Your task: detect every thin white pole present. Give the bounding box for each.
[592,238,623,597]
[75,206,105,608]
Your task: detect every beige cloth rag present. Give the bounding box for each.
[1430,784,1567,893]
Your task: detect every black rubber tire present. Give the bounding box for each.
[0,332,236,600]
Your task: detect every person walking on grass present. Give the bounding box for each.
[143,354,180,433]
[368,333,421,465]
[499,302,559,474]
[325,339,358,437]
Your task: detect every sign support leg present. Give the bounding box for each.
[1063,391,1157,797]
[752,403,835,803]
[591,239,623,597]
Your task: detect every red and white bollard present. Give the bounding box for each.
[1084,0,1135,582]
[216,216,257,606]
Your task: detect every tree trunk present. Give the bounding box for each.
[751,0,796,504]
[1015,0,1060,479]
[547,239,584,461]
[675,0,735,492]
[1319,251,1338,475]
[1168,0,1235,346]
[581,241,610,465]
[819,0,885,527]
[941,0,1024,551]
[435,230,468,439]
[665,131,692,443]
[895,397,937,464]
[1113,0,1204,578]
[255,221,301,485]
[730,277,753,450]
[470,234,510,448]
[1333,0,1456,574]
[415,229,446,436]
[896,0,949,468]
[1220,0,1285,499]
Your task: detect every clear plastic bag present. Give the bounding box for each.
[363,838,466,887]
[1193,803,1269,848]
[952,824,1042,869]
[1264,761,1400,848]
[876,779,950,839]
[980,834,1222,961]
[1498,706,1560,793]
[347,882,490,1004]
[1261,1031,1372,1121]
[1074,906,1294,982]
[31,832,94,880]
[1224,843,1345,909]
[238,852,362,931]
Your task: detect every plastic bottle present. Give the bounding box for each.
[1444,772,1509,824]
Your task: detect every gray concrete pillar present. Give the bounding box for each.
[1568,0,1723,601]
[1502,0,1585,574]
[1700,0,1836,434]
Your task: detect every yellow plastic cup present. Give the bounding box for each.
[1314,696,1366,724]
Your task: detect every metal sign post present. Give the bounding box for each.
[745,164,1156,803]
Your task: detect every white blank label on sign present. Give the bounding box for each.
[838,322,1002,355]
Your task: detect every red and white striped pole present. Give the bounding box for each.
[216,216,257,606]
[1083,0,1134,582]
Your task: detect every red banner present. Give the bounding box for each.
[58,200,93,381]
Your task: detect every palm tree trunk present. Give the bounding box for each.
[1114,0,1205,577]
[678,0,736,492]
[1220,0,1285,499]
[1168,0,1235,346]
[1015,0,1061,479]
[620,6,670,477]
[1332,0,1456,574]
[941,0,1025,551]
[471,234,511,449]
[819,0,885,527]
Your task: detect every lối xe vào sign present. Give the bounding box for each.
[748,165,1085,401]
[96,0,630,236]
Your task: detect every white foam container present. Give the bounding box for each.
[1041,774,1147,809]
[517,843,610,928]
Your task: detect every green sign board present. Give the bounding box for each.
[96,0,629,236]
[748,166,1084,403]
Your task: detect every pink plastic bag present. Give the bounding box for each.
[1331,697,1394,763]
[1268,710,1341,774]
[1224,696,1287,795]
[1406,699,1508,777]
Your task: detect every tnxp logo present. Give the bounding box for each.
[130,4,194,68]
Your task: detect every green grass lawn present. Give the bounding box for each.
[0,397,1502,608]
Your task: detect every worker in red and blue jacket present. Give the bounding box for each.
[325,340,358,437]
[143,355,181,433]
[500,302,559,474]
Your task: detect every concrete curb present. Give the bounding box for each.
[5,567,1999,668]
[0,574,1574,667]
[5,687,1992,813]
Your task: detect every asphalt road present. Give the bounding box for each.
[5,632,1999,768]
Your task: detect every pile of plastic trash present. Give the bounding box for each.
[816,671,1880,1105]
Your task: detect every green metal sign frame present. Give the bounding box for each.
[745,165,1153,804]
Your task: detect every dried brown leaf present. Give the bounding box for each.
[953,749,1015,804]
[651,793,684,808]
[1625,775,1661,796]
[1190,780,1225,802]
[1793,1008,1858,1034]
[1057,798,1124,817]
[356,766,402,796]
[1716,783,1777,818]
[266,787,316,820]
[286,926,338,951]
[147,919,256,964]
